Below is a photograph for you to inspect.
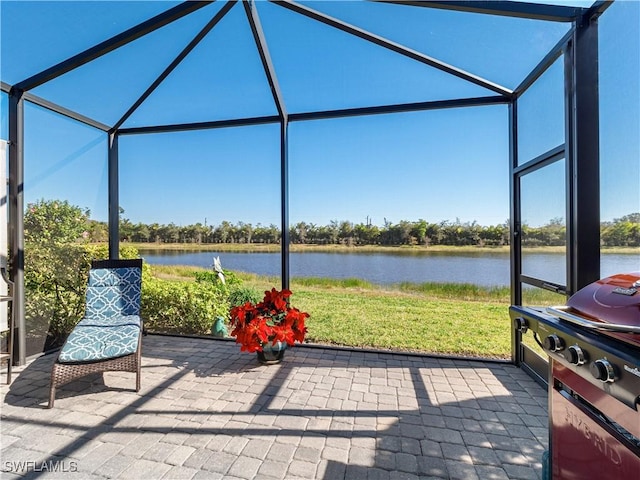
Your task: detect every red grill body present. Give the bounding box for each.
[510,272,640,480]
[552,362,640,479]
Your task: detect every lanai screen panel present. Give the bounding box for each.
[1,1,637,358]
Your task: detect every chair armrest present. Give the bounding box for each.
[0,264,13,289]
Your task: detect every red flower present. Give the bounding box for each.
[229,288,308,353]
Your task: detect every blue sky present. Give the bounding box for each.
[1,0,638,229]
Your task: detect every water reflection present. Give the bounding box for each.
[140,249,639,287]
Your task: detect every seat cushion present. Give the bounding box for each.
[58,315,141,363]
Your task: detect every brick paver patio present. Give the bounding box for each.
[1,335,548,479]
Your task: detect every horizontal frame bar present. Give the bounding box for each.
[118,115,282,135]
[513,144,565,176]
[289,95,509,122]
[118,95,509,135]
[521,275,567,295]
[583,1,614,23]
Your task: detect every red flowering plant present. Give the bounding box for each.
[229,288,309,353]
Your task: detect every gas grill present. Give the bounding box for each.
[510,272,640,480]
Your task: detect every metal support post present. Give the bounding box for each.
[8,89,25,365]
[108,132,120,259]
[566,14,601,294]
[280,120,290,290]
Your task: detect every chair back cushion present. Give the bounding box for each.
[85,266,142,320]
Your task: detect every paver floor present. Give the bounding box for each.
[1,335,548,479]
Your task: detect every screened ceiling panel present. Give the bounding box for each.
[124,3,277,127]
[29,2,226,126]
[258,1,495,114]
[301,0,571,89]
[0,0,600,127]
[0,0,183,86]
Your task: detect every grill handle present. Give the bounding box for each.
[546,306,640,334]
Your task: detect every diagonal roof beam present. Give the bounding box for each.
[515,27,574,96]
[243,0,288,119]
[113,0,238,132]
[15,1,215,92]
[370,1,583,23]
[271,0,512,97]
[3,82,109,131]
[23,91,111,132]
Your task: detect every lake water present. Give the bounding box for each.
[140,249,640,287]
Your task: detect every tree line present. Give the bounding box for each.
[118,213,639,248]
[25,200,639,248]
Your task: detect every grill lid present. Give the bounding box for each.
[565,272,640,328]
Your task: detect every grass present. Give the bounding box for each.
[293,287,511,358]
[146,264,570,359]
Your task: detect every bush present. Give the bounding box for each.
[25,242,140,343]
[25,199,90,245]
[228,285,262,309]
[141,276,229,335]
[23,197,244,341]
[194,269,242,287]
[26,240,233,340]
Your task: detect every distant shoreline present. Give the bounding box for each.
[124,242,640,255]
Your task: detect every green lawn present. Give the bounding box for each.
[293,287,511,358]
[152,265,517,359]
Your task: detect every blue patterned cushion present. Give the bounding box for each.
[85,267,141,320]
[57,264,143,364]
[58,315,141,363]
[78,315,142,328]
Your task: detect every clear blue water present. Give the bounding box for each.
[140,249,639,287]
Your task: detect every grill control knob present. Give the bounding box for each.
[590,359,615,383]
[544,334,565,352]
[566,345,586,365]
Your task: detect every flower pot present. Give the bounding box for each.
[257,341,286,365]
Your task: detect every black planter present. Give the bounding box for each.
[256,341,286,365]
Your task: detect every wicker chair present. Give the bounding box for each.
[48,259,143,408]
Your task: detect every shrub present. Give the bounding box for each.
[25,242,139,343]
[23,197,244,341]
[25,199,90,245]
[194,269,242,287]
[228,285,262,309]
[27,241,236,340]
[141,276,229,335]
